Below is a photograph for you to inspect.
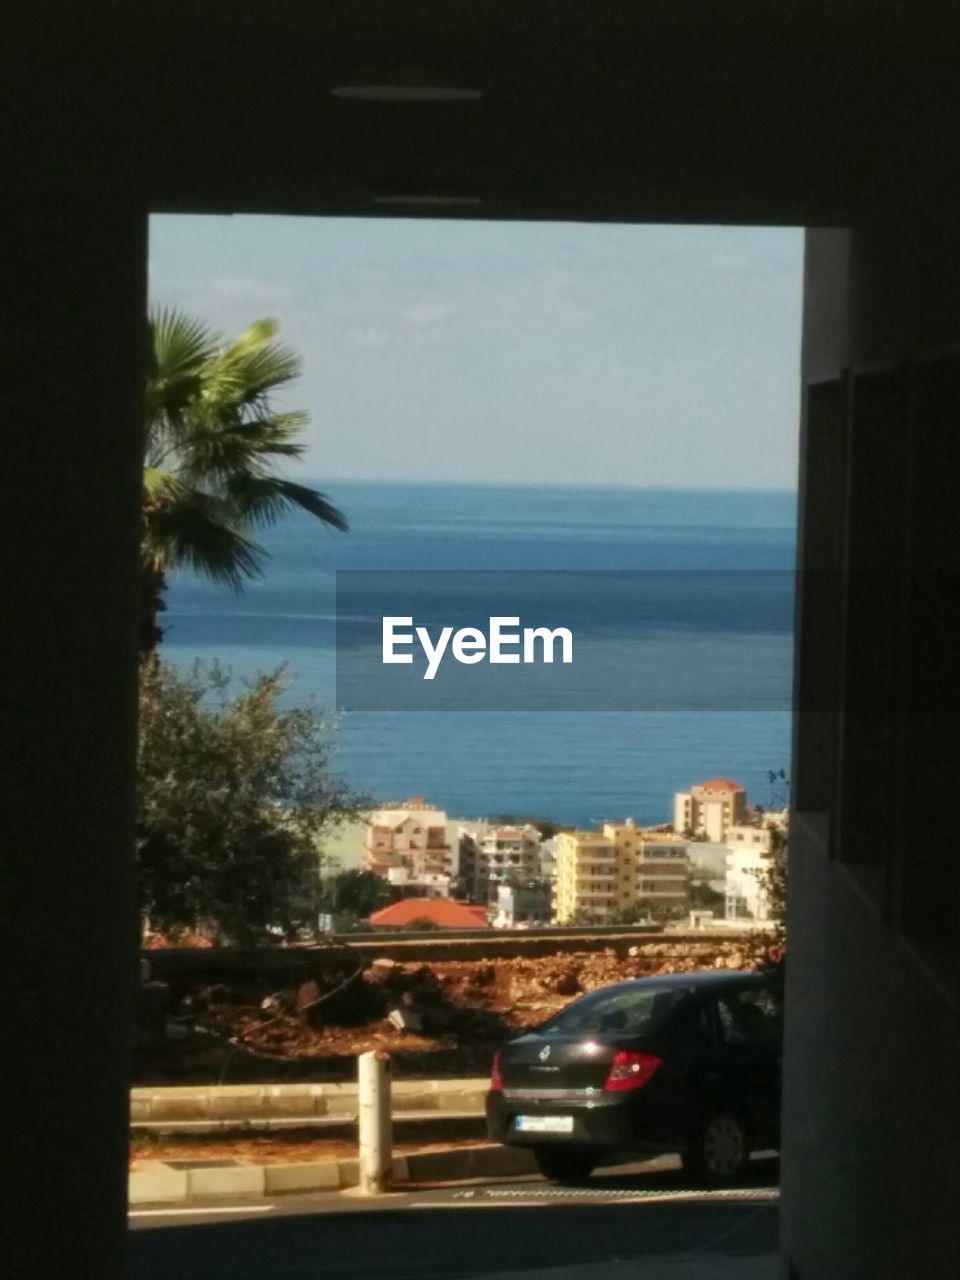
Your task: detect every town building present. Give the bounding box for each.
[456,821,542,901]
[491,881,553,929]
[481,823,542,884]
[554,830,624,923]
[724,847,774,923]
[673,778,748,842]
[383,867,451,900]
[362,797,454,896]
[455,823,488,901]
[537,836,557,880]
[555,820,689,923]
[684,841,734,891]
[725,822,774,852]
[604,822,688,919]
[721,810,788,921]
[636,839,690,917]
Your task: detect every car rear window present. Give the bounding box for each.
[716,985,783,1048]
[540,984,691,1037]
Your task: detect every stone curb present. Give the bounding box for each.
[128,1143,536,1205]
[134,1108,485,1136]
[130,1078,489,1124]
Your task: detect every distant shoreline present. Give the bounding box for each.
[306,476,799,498]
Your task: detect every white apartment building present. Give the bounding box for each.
[723,809,788,921]
[538,837,557,880]
[456,822,542,900]
[674,778,748,842]
[491,881,552,929]
[482,824,541,880]
[454,822,488,901]
[362,797,454,893]
[724,846,773,922]
[385,867,452,899]
[725,823,774,853]
[685,841,734,890]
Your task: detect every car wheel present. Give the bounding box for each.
[533,1146,597,1185]
[683,1113,749,1185]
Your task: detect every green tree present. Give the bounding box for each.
[142,310,346,652]
[752,824,788,962]
[320,869,394,919]
[739,823,788,972]
[688,882,725,913]
[137,661,365,943]
[608,903,649,926]
[560,907,602,926]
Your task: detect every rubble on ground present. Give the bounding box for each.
[134,938,758,1083]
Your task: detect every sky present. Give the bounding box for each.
[149,216,803,490]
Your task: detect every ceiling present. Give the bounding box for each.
[8,2,960,225]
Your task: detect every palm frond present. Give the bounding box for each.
[232,342,302,406]
[231,412,310,460]
[147,309,219,399]
[140,310,346,613]
[144,487,264,587]
[150,307,219,372]
[225,475,349,532]
[172,417,305,489]
[146,308,222,449]
[143,467,183,506]
[205,319,303,409]
[229,317,278,351]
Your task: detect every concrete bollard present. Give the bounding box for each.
[357,1050,392,1194]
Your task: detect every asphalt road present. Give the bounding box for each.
[129,1159,780,1280]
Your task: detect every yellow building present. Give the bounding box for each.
[555,820,689,923]
[554,830,625,923]
[604,822,688,917]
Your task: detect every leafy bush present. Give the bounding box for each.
[137,661,365,944]
[319,869,394,919]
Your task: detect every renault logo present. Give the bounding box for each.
[539,1045,551,1062]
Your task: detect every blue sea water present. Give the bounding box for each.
[163,482,796,826]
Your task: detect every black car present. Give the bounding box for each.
[486,969,782,1185]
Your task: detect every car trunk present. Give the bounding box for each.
[500,1033,636,1092]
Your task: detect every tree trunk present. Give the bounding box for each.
[140,561,167,655]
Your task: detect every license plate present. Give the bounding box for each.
[514,1114,574,1134]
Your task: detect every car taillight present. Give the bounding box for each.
[603,1050,662,1092]
[490,1050,503,1091]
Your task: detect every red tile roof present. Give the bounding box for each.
[702,778,744,792]
[369,898,490,929]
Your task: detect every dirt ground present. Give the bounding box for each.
[135,940,762,1085]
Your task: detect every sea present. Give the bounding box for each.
[163,481,797,828]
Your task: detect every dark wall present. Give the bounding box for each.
[0,178,147,1276]
[783,224,960,1280]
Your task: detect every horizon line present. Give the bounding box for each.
[304,476,798,496]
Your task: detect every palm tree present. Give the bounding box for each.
[142,310,346,652]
